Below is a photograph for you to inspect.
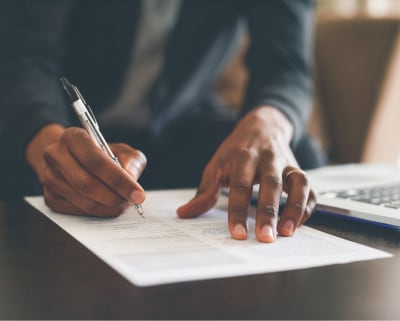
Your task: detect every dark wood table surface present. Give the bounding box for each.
[1,199,400,320]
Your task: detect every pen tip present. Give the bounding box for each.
[132,203,145,218]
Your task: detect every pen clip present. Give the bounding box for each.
[73,85,99,128]
[83,100,99,129]
[60,77,99,128]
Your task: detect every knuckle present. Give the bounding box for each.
[117,143,147,164]
[231,179,252,192]
[304,207,313,219]
[287,201,305,213]
[63,127,84,143]
[43,147,58,166]
[258,204,278,218]
[237,147,258,160]
[298,175,310,186]
[261,175,283,191]
[291,172,310,186]
[133,149,147,165]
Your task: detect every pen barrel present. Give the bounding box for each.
[66,89,144,218]
[72,100,118,160]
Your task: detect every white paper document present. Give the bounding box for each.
[25,190,391,286]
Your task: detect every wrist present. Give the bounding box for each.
[25,123,65,179]
[249,106,294,144]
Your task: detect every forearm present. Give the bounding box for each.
[244,0,314,147]
[0,1,74,179]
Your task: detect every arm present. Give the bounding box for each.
[243,0,314,148]
[0,1,73,196]
[0,1,146,215]
[178,0,316,242]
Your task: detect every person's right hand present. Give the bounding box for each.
[26,123,147,217]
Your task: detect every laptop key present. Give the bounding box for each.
[324,183,400,209]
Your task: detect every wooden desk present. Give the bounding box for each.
[1,200,400,319]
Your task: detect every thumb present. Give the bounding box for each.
[112,143,147,180]
[177,169,222,218]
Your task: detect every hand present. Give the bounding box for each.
[177,106,316,242]
[26,124,147,216]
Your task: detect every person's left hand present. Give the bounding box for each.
[177,106,316,242]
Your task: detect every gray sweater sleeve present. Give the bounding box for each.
[243,0,314,147]
[0,1,74,196]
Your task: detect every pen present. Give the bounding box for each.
[60,77,144,218]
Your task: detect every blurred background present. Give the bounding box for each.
[217,0,400,167]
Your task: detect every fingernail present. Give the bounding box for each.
[130,190,143,203]
[260,225,275,242]
[232,223,247,240]
[281,220,295,236]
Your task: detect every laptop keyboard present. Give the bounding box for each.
[320,183,400,209]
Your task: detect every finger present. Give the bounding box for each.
[44,189,83,215]
[63,128,146,204]
[177,165,221,218]
[44,189,125,217]
[278,167,310,236]
[300,188,317,225]
[227,150,258,240]
[43,168,125,217]
[112,143,147,180]
[255,168,283,243]
[44,143,126,209]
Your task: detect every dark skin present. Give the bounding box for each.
[26,105,316,242]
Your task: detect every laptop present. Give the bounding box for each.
[306,163,400,227]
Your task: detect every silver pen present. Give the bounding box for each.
[60,77,144,218]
